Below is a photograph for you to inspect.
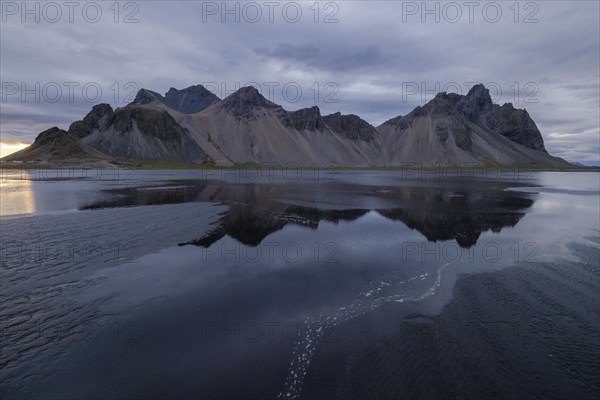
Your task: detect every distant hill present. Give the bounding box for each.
[2,83,570,167]
[2,127,113,164]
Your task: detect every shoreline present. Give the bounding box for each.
[1,160,598,172]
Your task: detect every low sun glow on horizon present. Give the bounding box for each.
[0,142,30,158]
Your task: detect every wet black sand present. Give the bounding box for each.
[303,239,600,400]
[1,171,599,399]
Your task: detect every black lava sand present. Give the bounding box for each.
[302,240,600,400]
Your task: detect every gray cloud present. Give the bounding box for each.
[254,43,402,73]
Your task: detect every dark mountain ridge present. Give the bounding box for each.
[3,83,568,167]
[130,85,220,114]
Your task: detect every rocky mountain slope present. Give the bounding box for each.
[2,83,569,167]
[67,102,207,163]
[457,84,546,151]
[177,86,381,166]
[377,84,566,166]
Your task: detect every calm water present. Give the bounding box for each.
[1,169,599,399]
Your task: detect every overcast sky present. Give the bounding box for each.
[1,0,599,164]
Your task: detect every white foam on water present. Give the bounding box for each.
[277,262,450,399]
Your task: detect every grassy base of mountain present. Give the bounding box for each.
[1,158,597,172]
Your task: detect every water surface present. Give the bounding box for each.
[1,169,598,399]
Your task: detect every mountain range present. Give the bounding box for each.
[2,83,569,167]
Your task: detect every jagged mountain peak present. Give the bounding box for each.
[458,83,493,121]
[224,86,277,106]
[323,112,378,141]
[34,127,70,144]
[166,84,213,95]
[162,85,220,113]
[409,92,459,118]
[466,83,492,102]
[485,103,547,152]
[376,83,558,163]
[288,106,324,131]
[380,92,461,127]
[234,86,260,96]
[220,86,279,117]
[130,85,219,114]
[90,103,114,114]
[68,103,115,138]
[131,88,162,106]
[290,105,322,116]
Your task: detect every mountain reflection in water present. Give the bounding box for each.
[82,179,535,249]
